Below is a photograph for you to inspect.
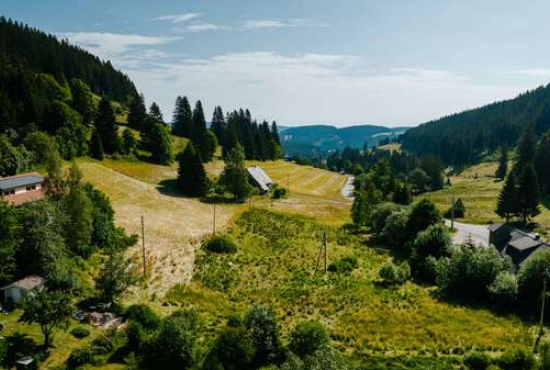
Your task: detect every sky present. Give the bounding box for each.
[3,0,550,127]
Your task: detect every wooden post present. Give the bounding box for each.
[324,232,328,275]
[141,215,147,280]
[213,203,216,235]
[287,174,290,190]
[535,275,548,353]
[451,195,455,229]
[248,197,252,212]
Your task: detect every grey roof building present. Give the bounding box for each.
[247,166,274,193]
[489,223,550,266]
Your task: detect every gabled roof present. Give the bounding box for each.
[247,166,273,192]
[0,172,44,191]
[488,223,507,232]
[0,275,45,291]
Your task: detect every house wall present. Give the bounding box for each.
[2,183,43,198]
[3,287,22,303]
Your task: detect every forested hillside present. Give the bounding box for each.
[0,17,137,103]
[402,84,550,165]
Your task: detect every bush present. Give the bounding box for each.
[370,202,402,234]
[488,271,518,307]
[412,223,451,260]
[270,184,288,199]
[125,304,160,330]
[204,235,238,254]
[67,349,94,369]
[328,256,358,274]
[126,322,145,352]
[203,327,254,370]
[381,209,410,250]
[379,261,411,285]
[437,244,513,301]
[91,336,114,355]
[498,348,535,370]
[244,304,282,368]
[289,321,329,358]
[464,352,491,370]
[518,251,550,308]
[70,326,90,339]
[406,199,441,241]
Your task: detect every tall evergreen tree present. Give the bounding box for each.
[220,145,251,201]
[535,131,550,196]
[95,98,119,154]
[517,164,540,223]
[514,123,537,173]
[149,102,164,124]
[191,100,214,162]
[127,94,148,130]
[69,79,95,125]
[496,173,520,223]
[90,128,104,160]
[64,162,93,257]
[271,121,281,146]
[495,144,508,180]
[171,96,193,138]
[178,144,209,197]
[223,119,239,159]
[211,106,226,145]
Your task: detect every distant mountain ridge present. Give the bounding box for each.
[280,124,408,157]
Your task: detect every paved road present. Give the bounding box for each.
[341,176,354,200]
[446,220,490,247]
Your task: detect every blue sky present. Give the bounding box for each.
[3,0,550,127]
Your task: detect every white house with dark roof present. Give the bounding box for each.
[247,166,274,193]
[0,172,45,206]
[0,275,45,304]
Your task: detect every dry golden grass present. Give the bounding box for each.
[78,159,236,298]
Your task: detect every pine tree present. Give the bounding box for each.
[69,79,95,125]
[271,121,281,146]
[65,162,93,257]
[178,144,209,197]
[149,102,164,124]
[127,94,148,130]
[220,145,251,201]
[517,163,540,223]
[147,123,174,165]
[95,98,119,154]
[172,96,193,138]
[514,123,537,173]
[223,119,239,159]
[211,106,226,145]
[495,144,508,180]
[496,173,519,223]
[191,100,214,162]
[535,131,550,196]
[122,129,137,156]
[90,128,104,160]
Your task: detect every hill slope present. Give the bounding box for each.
[402,84,550,165]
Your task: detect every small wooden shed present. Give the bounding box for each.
[0,275,45,304]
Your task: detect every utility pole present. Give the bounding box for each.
[141,215,147,280]
[324,232,328,275]
[534,269,550,353]
[287,174,290,190]
[451,195,455,229]
[213,203,216,235]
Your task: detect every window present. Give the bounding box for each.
[26,185,36,191]
[3,190,15,197]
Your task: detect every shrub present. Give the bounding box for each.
[445,198,466,219]
[125,304,160,330]
[270,184,288,199]
[203,327,254,370]
[412,223,451,260]
[204,235,238,254]
[464,352,491,370]
[328,256,358,274]
[381,209,410,250]
[540,342,550,370]
[498,348,535,370]
[126,322,145,352]
[91,336,114,355]
[244,304,282,368]
[488,271,518,306]
[370,202,402,234]
[289,321,329,358]
[70,326,90,339]
[437,244,513,301]
[379,261,411,285]
[67,349,94,369]
[406,199,441,241]
[518,251,550,308]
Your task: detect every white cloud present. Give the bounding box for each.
[180,23,225,33]
[244,19,328,30]
[153,13,202,23]
[115,51,527,127]
[57,32,178,62]
[499,69,550,78]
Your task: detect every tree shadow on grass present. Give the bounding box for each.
[5,333,44,366]
[156,179,240,205]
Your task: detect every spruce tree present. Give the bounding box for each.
[90,128,104,160]
[495,144,508,180]
[515,123,537,173]
[65,162,93,257]
[172,96,193,138]
[147,122,174,165]
[149,102,164,124]
[496,173,519,223]
[271,121,281,146]
[191,100,214,162]
[535,131,550,196]
[211,106,226,145]
[69,79,95,125]
[517,163,540,223]
[122,129,137,156]
[178,144,209,197]
[127,94,148,130]
[95,98,119,154]
[223,119,239,159]
[220,145,251,201]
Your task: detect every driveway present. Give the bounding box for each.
[341,176,354,200]
[445,220,490,247]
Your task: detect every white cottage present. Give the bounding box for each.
[0,275,45,304]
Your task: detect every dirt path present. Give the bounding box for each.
[341,176,355,200]
[446,220,490,247]
[79,161,236,298]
